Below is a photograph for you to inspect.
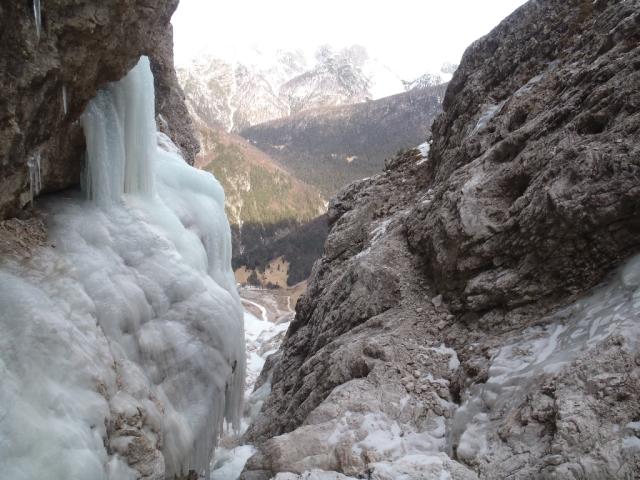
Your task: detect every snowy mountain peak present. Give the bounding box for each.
[179,46,454,132]
[403,63,458,91]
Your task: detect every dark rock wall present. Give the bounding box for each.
[0,0,198,219]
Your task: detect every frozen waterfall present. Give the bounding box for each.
[0,57,245,479]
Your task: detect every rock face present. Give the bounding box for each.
[150,23,200,164]
[0,0,197,219]
[407,0,640,313]
[243,1,640,478]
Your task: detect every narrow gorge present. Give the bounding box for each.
[1,0,639,479]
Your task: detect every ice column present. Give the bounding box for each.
[33,0,42,39]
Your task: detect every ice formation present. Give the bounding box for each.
[33,0,41,39]
[451,254,640,462]
[0,56,245,479]
[209,290,292,478]
[27,152,42,206]
[62,85,68,115]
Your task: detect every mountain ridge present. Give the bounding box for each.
[240,83,447,196]
[178,45,454,133]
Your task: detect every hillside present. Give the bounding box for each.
[240,83,446,196]
[234,214,329,287]
[194,121,327,284]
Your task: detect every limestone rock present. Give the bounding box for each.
[243,1,640,478]
[405,0,640,312]
[0,0,197,219]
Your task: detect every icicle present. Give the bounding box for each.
[61,85,68,115]
[33,0,42,39]
[81,56,156,205]
[27,152,42,206]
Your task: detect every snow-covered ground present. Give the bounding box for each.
[210,287,295,479]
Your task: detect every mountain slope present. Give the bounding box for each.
[194,120,326,283]
[240,83,447,196]
[235,214,329,287]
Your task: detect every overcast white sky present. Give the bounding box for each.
[172,0,527,79]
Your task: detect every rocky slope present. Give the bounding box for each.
[241,84,446,197]
[0,0,197,219]
[242,0,640,478]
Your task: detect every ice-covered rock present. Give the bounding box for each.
[0,57,244,480]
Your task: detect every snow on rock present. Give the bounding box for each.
[274,471,358,480]
[469,101,505,136]
[210,288,293,478]
[210,445,257,480]
[416,141,430,165]
[247,377,476,479]
[0,56,245,480]
[451,253,640,464]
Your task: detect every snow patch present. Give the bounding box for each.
[470,101,505,136]
[210,445,256,480]
[451,253,640,464]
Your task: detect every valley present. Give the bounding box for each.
[2,1,638,479]
[180,48,449,287]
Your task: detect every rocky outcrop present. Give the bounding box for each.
[407,0,640,313]
[149,23,200,164]
[243,1,640,478]
[0,0,196,219]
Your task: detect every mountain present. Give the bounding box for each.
[240,83,447,196]
[178,45,443,133]
[402,62,458,90]
[194,119,327,284]
[183,47,448,284]
[243,0,640,478]
[278,45,371,115]
[178,52,297,132]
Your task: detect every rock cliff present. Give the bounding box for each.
[0,0,197,219]
[243,1,640,478]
